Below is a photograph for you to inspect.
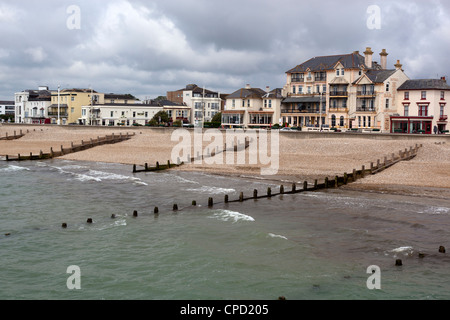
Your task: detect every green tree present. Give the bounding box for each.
[211,112,222,123]
[151,111,169,124]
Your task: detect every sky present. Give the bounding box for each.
[0,0,449,101]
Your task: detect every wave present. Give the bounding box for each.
[386,246,414,257]
[0,165,31,172]
[268,233,288,240]
[209,209,255,223]
[186,186,235,194]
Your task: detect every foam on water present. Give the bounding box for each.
[268,233,288,240]
[186,186,235,194]
[209,209,255,223]
[0,165,30,172]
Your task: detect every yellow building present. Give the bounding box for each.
[50,89,105,124]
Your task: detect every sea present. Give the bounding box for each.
[1,159,450,301]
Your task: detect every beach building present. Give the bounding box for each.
[167,84,222,126]
[282,47,408,131]
[222,85,283,129]
[392,78,450,134]
[0,100,15,119]
[49,88,106,125]
[14,86,54,124]
[80,102,162,126]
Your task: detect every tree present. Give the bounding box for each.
[151,111,169,124]
[211,112,222,123]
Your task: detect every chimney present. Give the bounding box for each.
[266,86,270,92]
[379,49,388,69]
[441,76,446,82]
[394,60,403,70]
[364,47,374,69]
[245,84,251,89]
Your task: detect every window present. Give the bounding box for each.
[386,82,390,92]
[298,86,303,94]
[368,116,371,127]
[71,96,75,101]
[232,100,235,108]
[292,86,296,94]
[133,112,136,118]
[385,99,389,109]
[341,69,345,76]
[441,91,445,100]
[71,107,74,113]
[331,114,336,127]
[421,91,427,100]
[440,104,444,116]
[358,116,361,127]
[404,104,409,116]
[121,111,125,116]
[336,69,340,76]
[247,99,250,107]
[322,85,327,93]
[418,105,428,116]
[340,116,344,127]
[404,92,409,100]
[307,87,311,94]
[110,111,114,117]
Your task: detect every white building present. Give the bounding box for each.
[0,100,15,119]
[14,86,54,124]
[80,102,163,126]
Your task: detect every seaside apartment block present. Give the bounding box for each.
[15,86,54,124]
[167,84,222,126]
[282,47,409,131]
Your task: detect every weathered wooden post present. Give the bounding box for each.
[18,154,20,160]
[292,183,296,192]
[224,195,229,203]
[145,163,148,170]
[324,177,329,188]
[344,173,348,184]
[192,200,197,206]
[253,189,258,199]
[173,204,178,211]
[352,169,356,181]
[133,210,138,217]
[239,192,244,202]
[335,176,339,187]
[5,155,8,161]
[156,161,160,169]
[314,179,318,189]
[280,185,284,194]
[133,164,137,173]
[361,165,365,178]
[267,187,272,197]
[370,162,373,174]
[208,197,214,207]
[154,207,159,214]
[167,160,171,168]
[303,181,308,191]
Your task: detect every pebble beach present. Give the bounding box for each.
[1,124,449,197]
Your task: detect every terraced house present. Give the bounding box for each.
[282,47,408,131]
[222,84,283,128]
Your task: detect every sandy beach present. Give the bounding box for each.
[1,124,449,197]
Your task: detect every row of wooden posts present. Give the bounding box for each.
[0,129,25,141]
[132,137,251,173]
[131,144,422,211]
[4,132,135,161]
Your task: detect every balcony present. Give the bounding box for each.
[356,107,376,112]
[329,107,348,113]
[329,91,348,97]
[281,108,325,114]
[48,112,69,117]
[357,91,376,97]
[439,115,448,121]
[291,78,304,83]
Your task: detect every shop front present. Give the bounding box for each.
[390,116,433,134]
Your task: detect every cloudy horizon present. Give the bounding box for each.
[0,0,449,101]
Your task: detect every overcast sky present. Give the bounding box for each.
[0,0,449,100]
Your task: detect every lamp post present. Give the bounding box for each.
[57,85,60,125]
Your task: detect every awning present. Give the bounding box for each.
[283,97,324,103]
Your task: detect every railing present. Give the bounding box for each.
[356,107,376,112]
[281,109,325,114]
[329,107,348,112]
[48,112,69,117]
[291,78,304,83]
[357,91,376,97]
[439,115,448,121]
[329,91,348,97]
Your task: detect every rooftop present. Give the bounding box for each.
[286,52,369,73]
[398,79,450,90]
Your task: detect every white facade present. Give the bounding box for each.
[0,101,15,117]
[14,87,53,124]
[80,103,163,126]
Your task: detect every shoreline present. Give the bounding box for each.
[1,124,449,198]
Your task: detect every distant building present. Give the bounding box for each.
[392,78,450,134]
[0,100,15,119]
[222,84,283,128]
[15,86,54,124]
[167,84,222,126]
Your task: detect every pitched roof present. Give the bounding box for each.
[227,87,268,99]
[353,69,397,84]
[397,79,450,90]
[286,52,368,73]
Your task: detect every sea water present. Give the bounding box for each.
[1,159,450,300]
